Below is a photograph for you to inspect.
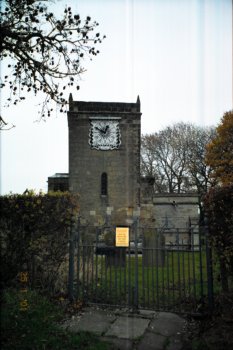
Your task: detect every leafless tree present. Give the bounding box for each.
[0,0,105,128]
[141,123,216,199]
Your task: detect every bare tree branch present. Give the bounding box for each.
[0,0,105,127]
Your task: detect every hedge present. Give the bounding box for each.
[205,184,233,291]
[0,191,79,294]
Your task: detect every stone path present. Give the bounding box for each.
[61,307,187,349]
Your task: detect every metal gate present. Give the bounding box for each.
[68,218,214,314]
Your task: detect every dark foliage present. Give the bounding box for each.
[0,191,79,293]
[0,0,105,125]
[204,184,233,291]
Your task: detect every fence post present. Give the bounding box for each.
[204,216,214,312]
[68,218,78,301]
[133,208,140,310]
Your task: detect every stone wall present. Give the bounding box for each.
[141,193,200,247]
[49,97,200,241]
[151,193,199,228]
[48,173,69,192]
[68,95,141,226]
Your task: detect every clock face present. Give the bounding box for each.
[89,120,121,150]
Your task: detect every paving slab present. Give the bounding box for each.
[67,310,116,335]
[167,336,183,350]
[149,312,185,337]
[138,309,157,318]
[136,332,167,350]
[101,336,133,350]
[60,307,187,349]
[115,309,156,319]
[106,316,150,339]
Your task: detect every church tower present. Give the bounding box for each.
[68,95,141,226]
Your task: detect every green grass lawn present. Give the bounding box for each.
[75,248,217,312]
[1,288,111,350]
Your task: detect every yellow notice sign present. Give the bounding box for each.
[116,227,129,247]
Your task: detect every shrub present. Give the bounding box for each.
[204,184,233,291]
[0,191,79,294]
[1,288,110,350]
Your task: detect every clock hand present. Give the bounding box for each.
[95,126,105,133]
[103,125,109,134]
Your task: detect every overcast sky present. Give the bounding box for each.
[1,0,232,195]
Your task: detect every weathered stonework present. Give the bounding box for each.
[48,98,200,239]
[151,193,199,228]
[140,193,200,247]
[68,95,141,226]
[48,173,69,192]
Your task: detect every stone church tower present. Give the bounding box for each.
[68,94,141,226]
[48,96,199,234]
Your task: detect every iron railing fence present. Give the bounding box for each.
[68,221,214,314]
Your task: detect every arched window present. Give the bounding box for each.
[101,173,108,195]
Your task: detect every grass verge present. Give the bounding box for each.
[76,250,214,311]
[1,288,110,350]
